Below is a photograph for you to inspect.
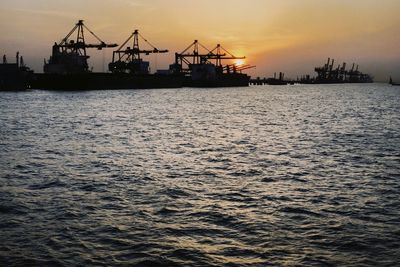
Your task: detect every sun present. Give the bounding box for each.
[234,59,245,66]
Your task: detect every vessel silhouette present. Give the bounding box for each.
[29,20,252,90]
[32,20,184,90]
[0,52,33,91]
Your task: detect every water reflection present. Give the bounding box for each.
[0,84,399,266]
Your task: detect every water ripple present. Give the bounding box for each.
[1,84,400,266]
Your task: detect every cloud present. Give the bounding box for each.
[4,7,75,18]
[113,0,149,7]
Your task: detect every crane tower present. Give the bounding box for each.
[44,20,118,74]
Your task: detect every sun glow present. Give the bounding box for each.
[234,59,245,66]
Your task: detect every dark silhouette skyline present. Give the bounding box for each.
[1,0,399,81]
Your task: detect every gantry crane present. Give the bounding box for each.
[172,40,214,73]
[171,40,253,75]
[313,58,372,83]
[44,20,118,74]
[109,30,168,74]
[208,44,244,67]
[209,44,255,73]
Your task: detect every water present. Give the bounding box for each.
[1,84,399,266]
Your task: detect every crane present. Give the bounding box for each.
[172,40,215,73]
[208,44,245,67]
[109,30,168,74]
[44,20,118,74]
[172,40,250,74]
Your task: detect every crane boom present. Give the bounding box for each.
[44,20,117,74]
[173,40,246,73]
[57,20,117,51]
[109,29,169,74]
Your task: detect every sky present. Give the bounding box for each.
[1,0,399,81]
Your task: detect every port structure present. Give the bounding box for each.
[44,20,118,74]
[208,44,255,74]
[310,58,372,83]
[109,30,168,74]
[171,40,253,75]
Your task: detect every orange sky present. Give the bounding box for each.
[1,0,399,81]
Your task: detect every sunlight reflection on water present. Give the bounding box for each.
[0,84,399,266]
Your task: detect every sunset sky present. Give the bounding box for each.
[1,0,399,81]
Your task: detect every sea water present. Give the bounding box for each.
[1,84,399,266]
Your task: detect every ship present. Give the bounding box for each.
[6,20,253,90]
[0,52,33,91]
[299,58,373,84]
[170,40,253,87]
[32,20,183,90]
[266,72,288,85]
[250,72,296,86]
